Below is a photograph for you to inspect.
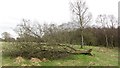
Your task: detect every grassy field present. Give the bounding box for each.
[0,42,2,67]
[1,42,118,66]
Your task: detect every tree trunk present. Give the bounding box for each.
[71,49,92,56]
[81,30,84,48]
[111,35,114,48]
[39,43,92,55]
[105,34,108,47]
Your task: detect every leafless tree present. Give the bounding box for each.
[1,32,11,39]
[70,0,92,48]
[1,32,14,42]
[108,15,118,47]
[14,19,43,42]
[96,14,109,47]
[108,15,118,28]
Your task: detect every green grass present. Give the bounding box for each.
[0,42,2,67]
[1,42,118,66]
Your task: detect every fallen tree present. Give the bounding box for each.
[39,43,93,56]
[3,42,93,60]
[70,49,93,56]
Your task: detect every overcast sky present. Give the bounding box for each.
[0,0,119,38]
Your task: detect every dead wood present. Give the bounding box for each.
[71,49,93,55]
[39,43,93,56]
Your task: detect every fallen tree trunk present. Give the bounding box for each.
[70,49,93,55]
[56,44,93,55]
[39,43,93,56]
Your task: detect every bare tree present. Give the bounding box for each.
[108,15,118,28]
[70,0,92,48]
[96,14,109,47]
[1,32,11,39]
[1,32,12,42]
[108,15,118,47]
[42,23,59,44]
[14,19,43,42]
